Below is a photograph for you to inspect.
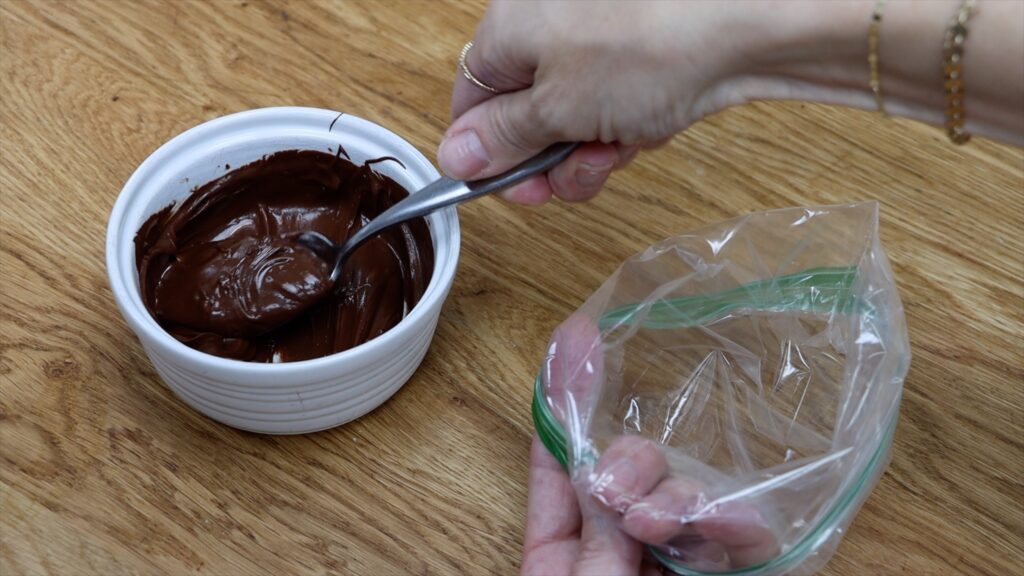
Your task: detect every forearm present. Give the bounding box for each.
[730,0,1024,144]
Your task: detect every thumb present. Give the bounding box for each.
[544,313,604,432]
[572,476,643,576]
[437,89,562,180]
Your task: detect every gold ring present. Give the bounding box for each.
[459,41,500,94]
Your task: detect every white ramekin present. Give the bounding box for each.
[106,107,460,434]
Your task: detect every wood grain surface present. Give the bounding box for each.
[1,1,1021,574]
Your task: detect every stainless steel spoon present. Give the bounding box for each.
[298,142,580,283]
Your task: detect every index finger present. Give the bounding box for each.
[450,32,535,121]
[452,5,540,120]
[522,435,580,576]
[450,52,498,122]
[622,477,780,569]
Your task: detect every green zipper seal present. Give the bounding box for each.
[598,266,863,331]
[531,266,899,575]
[532,379,569,469]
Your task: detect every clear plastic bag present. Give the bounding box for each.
[534,203,909,575]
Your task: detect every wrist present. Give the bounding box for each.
[720,0,960,125]
[730,1,882,106]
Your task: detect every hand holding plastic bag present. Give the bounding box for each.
[533,203,909,575]
[533,315,779,574]
[523,315,649,576]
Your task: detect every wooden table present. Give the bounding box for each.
[2,1,1021,574]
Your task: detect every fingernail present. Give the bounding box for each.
[438,130,489,179]
[576,162,613,189]
[591,464,639,512]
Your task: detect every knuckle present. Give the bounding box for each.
[470,43,516,90]
[528,87,567,140]
[488,101,531,152]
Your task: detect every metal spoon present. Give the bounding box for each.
[298,142,580,283]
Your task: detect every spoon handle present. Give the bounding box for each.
[464,141,581,197]
[336,142,580,270]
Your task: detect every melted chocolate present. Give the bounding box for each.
[135,150,434,363]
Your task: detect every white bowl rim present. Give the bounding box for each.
[106,106,460,376]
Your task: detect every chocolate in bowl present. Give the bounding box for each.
[135,150,434,363]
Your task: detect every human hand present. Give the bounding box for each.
[445,0,1024,205]
[523,434,780,575]
[522,316,645,575]
[523,316,779,575]
[521,434,655,576]
[442,0,757,205]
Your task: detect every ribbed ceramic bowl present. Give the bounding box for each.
[106,107,460,434]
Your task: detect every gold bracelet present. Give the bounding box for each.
[868,0,887,115]
[943,0,977,145]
